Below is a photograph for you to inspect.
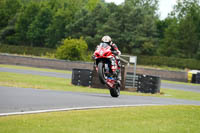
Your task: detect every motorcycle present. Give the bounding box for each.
[93,42,121,97]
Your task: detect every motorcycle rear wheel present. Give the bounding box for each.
[109,82,120,97]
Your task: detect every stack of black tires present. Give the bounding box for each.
[136,74,161,94]
[71,69,161,94]
[193,73,200,84]
[126,72,161,94]
[197,73,200,84]
[71,68,92,86]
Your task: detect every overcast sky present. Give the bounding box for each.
[105,0,177,20]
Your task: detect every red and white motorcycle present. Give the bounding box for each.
[93,42,121,97]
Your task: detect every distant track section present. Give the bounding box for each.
[0,67,71,79]
[0,67,200,92]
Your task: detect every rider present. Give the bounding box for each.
[101,35,121,57]
[101,35,121,78]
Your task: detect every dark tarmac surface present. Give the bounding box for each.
[0,86,200,114]
[161,82,200,92]
[0,67,71,79]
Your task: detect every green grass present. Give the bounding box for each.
[162,80,200,86]
[138,55,200,70]
[1,71,200,101]
[160,88,200,100]
[0,71,108,93]
[0,44,55,57]
[0,64,71,74]
[0,105,200,133]
[138,64,184,71]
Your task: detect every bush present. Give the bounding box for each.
[55,37,88,61]
[138,55,200,70]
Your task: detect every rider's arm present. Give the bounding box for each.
[111,43,121,55]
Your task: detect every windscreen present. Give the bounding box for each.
[99,42,109,48]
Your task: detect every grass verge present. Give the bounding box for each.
[1,63,200,87]
[0,64,71,74]
[1,72,200,101]
[138,64,184,71]
[160,88,200,100]
[0,44,55,57]
[1,64,199,86]
[162,80,200,86]
[0,105,200,133]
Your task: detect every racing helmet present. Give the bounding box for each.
[101,35,112,43]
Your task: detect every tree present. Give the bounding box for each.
[96,3,123,50]
[160,0,200,59]
[85,0,101,11]
[0,0,21,30]
[27,6,52,47]
[157,18,180,57]
[120,0,159,55]
[178,12,199,58]
[0,0,21,44]
[171,0,200,19]
[45,9,68,48]
[65,3,110,50]
[15,2,40,45]
[0,0,163,58]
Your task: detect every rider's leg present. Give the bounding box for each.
[115,56,121,68]
[115,56,121,80]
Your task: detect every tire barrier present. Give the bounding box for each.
[126,72,161,94]
[188,70,200,84]
[136,74,161,94]
[191,73,200,84]
[190,73,200,84]
[191,74,196,83]
[91,67,107,89]
[71,69,161,93]
[71,68,92,86]
[195,73,200,84]
[192,73,200,84]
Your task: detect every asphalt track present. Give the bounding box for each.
[0,67,71,79]
[0,66,200,116]
[1,86,200,115]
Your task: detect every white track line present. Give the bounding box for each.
[0,104,161,116]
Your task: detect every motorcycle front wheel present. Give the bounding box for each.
[98,61,107,84]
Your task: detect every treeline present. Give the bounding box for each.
[0,0,200,60]
[0,0,100,48]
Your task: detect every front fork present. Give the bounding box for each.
[94,60,110,72]
[94,59,119,75]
